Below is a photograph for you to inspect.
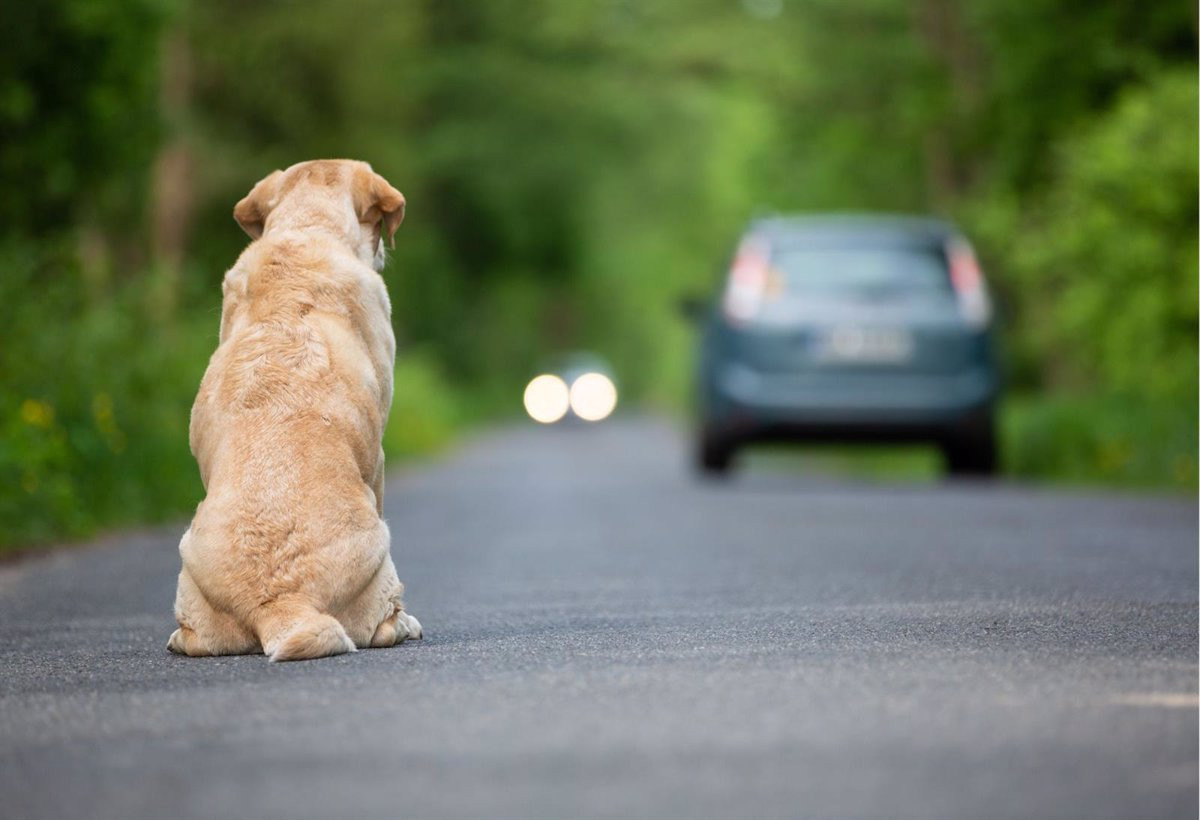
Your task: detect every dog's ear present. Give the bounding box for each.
[233,170,283,240]
[354,168,406,248]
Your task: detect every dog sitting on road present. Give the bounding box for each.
[168,159,421,661]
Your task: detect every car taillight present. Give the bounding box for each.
[722,238,771,323]
[947,239,991,327]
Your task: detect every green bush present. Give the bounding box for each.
[0,242,210,551]
[1004,68,1197,404]
[383,352,462,461]
[967,69,1196,491]
[0,241,467,552]
[1002,395,1197,489]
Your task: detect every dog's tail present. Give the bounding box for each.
[255,601,355,662]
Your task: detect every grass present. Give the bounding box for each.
[1001,393,1197,490]
[743,445,943,482]
[733,394,1197,491]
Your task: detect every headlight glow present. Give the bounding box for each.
[568,372,618,422]
[523,374,570,424]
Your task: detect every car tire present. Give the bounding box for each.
[696,428,736,476]
[941,410,998,477]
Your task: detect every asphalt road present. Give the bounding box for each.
[1,418,1196,820]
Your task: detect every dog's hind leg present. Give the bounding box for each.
[168,564,258,657]
[340,540,421,649]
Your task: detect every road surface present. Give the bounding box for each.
[1,418,1196,819]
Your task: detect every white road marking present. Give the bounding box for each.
[1110,693,1199,708]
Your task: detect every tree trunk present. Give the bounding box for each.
[913,0,982,207]
[149,27,193,316]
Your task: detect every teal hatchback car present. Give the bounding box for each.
[691,215,1000,476]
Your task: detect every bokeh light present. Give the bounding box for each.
[523,374,570,424]
[568,372,618,422]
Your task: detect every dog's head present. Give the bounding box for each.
[234,160,405,269]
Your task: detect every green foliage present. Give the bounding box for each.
[967,68,1197,489]
[1,0,1196,549]
[0,240,209,550]
[1003,395,1197,488]
[383,353,461,461]
[0,0,170,235]
[965,0,1194,191]
[0,246,462,551]
[1002,69,1197,402]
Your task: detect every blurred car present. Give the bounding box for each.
[687,214,1000,476]
[523,352,618,424]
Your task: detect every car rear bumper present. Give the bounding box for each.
[703,363,998,439]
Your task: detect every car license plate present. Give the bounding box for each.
[813,326,914,363]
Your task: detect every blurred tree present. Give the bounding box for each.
[3,0,1197,549]
[0,0,169,243]
[174,0,1198,446]
[1008,68,1197,402]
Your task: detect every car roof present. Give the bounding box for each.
[747,213,960,249]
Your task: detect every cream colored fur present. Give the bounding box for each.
[168,159,421,662]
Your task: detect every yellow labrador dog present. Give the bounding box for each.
[168,159,421,662]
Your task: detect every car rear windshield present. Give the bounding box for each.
[769,246,952,302]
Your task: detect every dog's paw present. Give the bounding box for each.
[399,611,422,641]
[368,609,422,647]
[167,626,210,656]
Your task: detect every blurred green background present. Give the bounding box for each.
[1,0,1196,550]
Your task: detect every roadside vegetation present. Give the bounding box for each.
[1,1,1194,550]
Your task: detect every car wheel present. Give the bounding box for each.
[696,428,736,476]
[941,411,998,477]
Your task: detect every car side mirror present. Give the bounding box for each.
[677,295,709,323]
